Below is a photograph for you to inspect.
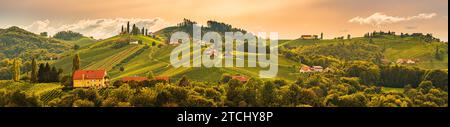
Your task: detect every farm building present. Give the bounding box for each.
[129,41,139,45]
[299,66,324,73]
[300,35,318,40]
[231,75,249,83]
[299,66,313,73]
[312,66,324,72]
[73,70,109,88]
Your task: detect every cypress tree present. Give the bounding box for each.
[121,25,124,33]
[51,66,58,82]
[73,54,80,73]
[31,58,38,83]
[132,24,137,35]
[38,63,45,83]
[145,29,148,36]
[44,63,50,82]
[12,59,20,82]
[126,22,130,33]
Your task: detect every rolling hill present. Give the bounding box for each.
[51,25,447,83]
[0,20,436,83]
[0,26,73,60]
[282,35,448,70]
[53,34,165,75]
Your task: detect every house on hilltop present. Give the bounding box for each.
[73,70,109,88]
[301,35,318,40]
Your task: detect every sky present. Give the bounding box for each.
[0,0,448,41]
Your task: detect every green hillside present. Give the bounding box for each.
[106,43,301,82]
[53,34,164,75]
[57,37,97,48]
[283,35,448,70]
[53,31,448,83]
[0,26,72,60]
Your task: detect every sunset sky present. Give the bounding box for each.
[0,0,448,41]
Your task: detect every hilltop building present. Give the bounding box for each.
[300,35,318,40]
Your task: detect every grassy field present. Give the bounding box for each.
[106,43,302,82]
[56,37,97,48]
[84,45,144,71]
[53,34,163,74]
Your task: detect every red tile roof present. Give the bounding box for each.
[300,66,312,72]
[121,76,148,82]
[232,75,249,82]
[73,70,107,80]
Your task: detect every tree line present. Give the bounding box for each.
[0,73,447,107]
[6,58,63,83]
[121,21,152,37]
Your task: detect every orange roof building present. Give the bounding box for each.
[299,66,313,73]
[73,70,108,88]
[231,75,249,83]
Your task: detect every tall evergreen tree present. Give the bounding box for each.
[131,24,137,35]
[50,66,58,82]
[320,33,324,40]
[38,63,45,83]
[73,54,80,73]
[121,25,124,33]
[145,29,148,36]
[44,63,50,82]
[12,59,20,82]
[126,22,130,33]
[30,58,38,83]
